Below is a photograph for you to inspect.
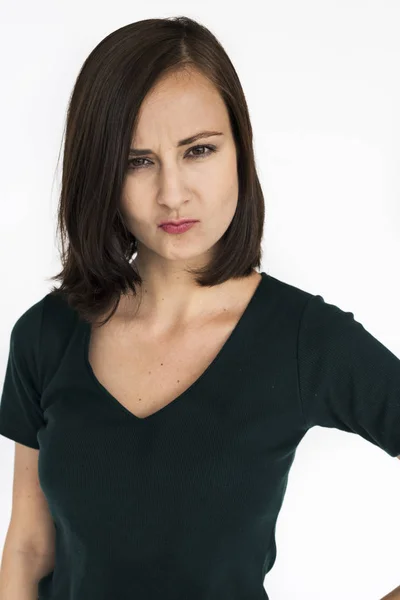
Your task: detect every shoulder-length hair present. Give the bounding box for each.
[47,16,265,327]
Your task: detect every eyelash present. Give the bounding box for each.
[127,144,217,171]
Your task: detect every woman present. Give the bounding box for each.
[0,15,399,600]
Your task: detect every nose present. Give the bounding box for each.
[157,163,191,209]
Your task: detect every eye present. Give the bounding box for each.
[187,144,216,159]
[127,144,217,171]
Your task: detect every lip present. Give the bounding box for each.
[159,221,198,234]
[159,219,198,226]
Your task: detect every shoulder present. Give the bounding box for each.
[263,275,362,358]
[11,291,77,340]
[9,291,80,371]
[263,273,357,326]
[299,293,355,333]
[5,296,49,396]
[11,295,47,335]
[263,273,330,327]
[9,295,48,358]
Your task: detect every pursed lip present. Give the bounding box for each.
[159,219,199,226]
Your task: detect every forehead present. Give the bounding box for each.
[132,70,229,144]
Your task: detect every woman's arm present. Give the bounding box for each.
[0,543,53,600]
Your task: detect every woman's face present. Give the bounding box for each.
[120,68,239,269]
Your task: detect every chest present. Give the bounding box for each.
[87,314,240,420]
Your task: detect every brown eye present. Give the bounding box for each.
[187,144,216,158]
[127,144,217,171]
[128,157,150,170]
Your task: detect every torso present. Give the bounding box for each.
[87,271,262,419]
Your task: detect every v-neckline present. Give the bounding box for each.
[81,272,268,423]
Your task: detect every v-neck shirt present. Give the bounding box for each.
[1,271,399,600]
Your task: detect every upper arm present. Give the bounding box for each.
[5,442,56,558]
[298,294,400,458]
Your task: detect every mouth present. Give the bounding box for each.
[159,221,198,234]
[159,219,198,226]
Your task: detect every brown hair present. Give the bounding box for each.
[47,16,265,327]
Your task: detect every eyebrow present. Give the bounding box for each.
[129,130,224,156]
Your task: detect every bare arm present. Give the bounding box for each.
[0,536,54,600]
[0,442,55,599]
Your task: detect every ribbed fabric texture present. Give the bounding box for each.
[0,272,399,600]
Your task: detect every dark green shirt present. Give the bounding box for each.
[1,271,399,600]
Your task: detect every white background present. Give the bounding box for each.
[0,1,399,599]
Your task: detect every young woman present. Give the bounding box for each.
[0,15,399,600]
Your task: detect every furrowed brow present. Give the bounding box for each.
[129,130,224,156]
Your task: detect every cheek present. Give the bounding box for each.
[221,176,239,223]
[119,187,149,224]
[208,167,239,212]
[206,150,237,187]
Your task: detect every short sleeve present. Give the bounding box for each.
[297,294,400,458]
[0,300,45,450]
